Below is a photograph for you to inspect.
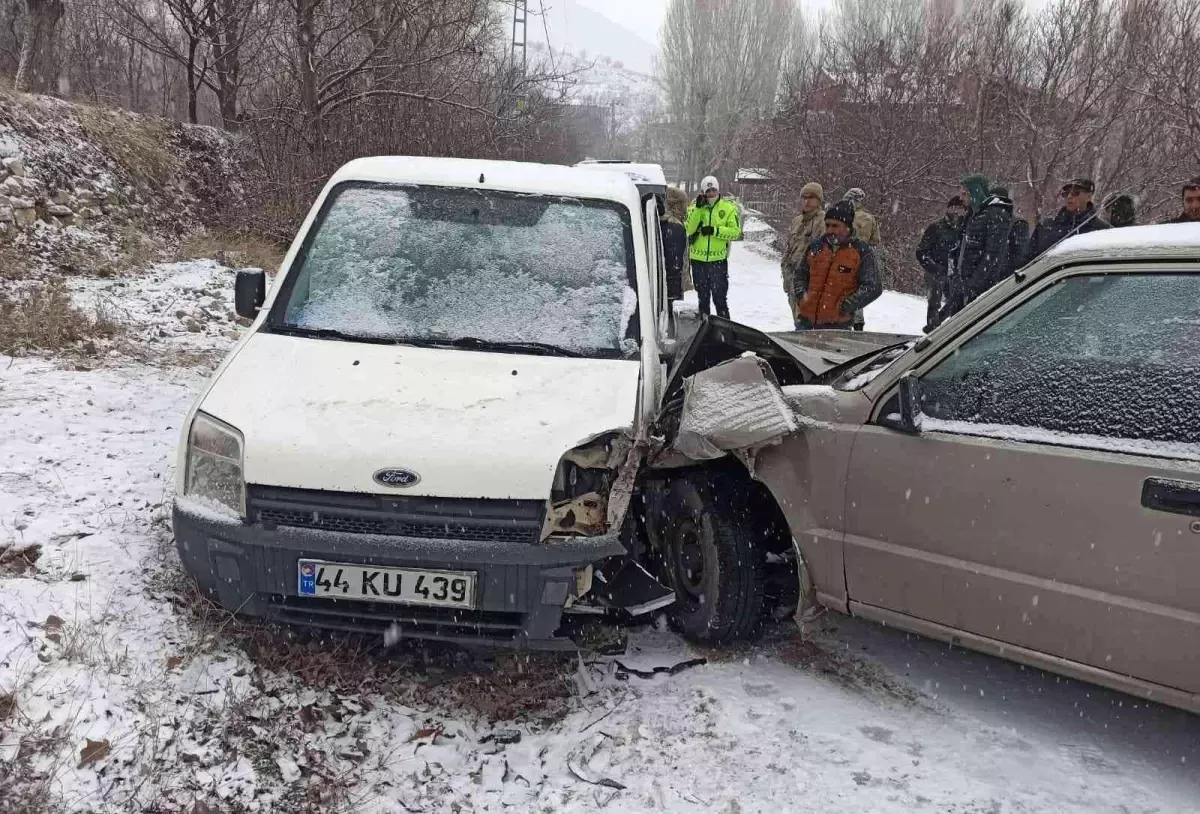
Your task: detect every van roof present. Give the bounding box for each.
[574,160,669,188]
[330,156,642,208]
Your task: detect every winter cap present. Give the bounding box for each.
[843,187,866,205]
[989,185,1010,198]
[1061,178,1095,194]
[960,174,990,209]
[700,175,720,193]
[1104,193,1136,227]
[947,195,965,208]
[801,182,824,200]
[1182,176,1200,194]
[825,200,856,228]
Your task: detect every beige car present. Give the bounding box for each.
[646,224,1200,714]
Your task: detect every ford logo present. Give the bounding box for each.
[374,468,420,488]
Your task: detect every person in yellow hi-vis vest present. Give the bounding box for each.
[685,175,742,319]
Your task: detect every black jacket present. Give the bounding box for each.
[661,220,687,300]
[915,215,961,278]
[1026,204,1111,263]
[960,193,1014,300]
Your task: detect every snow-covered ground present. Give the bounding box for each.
[681,241,928,335]
[2,251,1198,812]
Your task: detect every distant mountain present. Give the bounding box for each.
[526,0,658,76]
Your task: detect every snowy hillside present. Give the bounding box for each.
[527,0,658,75]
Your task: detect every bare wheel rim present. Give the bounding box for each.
[670,518,708,601]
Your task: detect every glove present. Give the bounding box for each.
[839,299,855,315]
[699,225,715,236]
[694,195,706,208]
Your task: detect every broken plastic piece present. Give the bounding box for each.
[591,559,675,617]
[613,657,707,680]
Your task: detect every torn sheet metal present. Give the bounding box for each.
[671,353,798,463]
[603,441,642,529]
[542,492,607,538]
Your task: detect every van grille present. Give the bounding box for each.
[265,594,525,642]
[247,486,544,543]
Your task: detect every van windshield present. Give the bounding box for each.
[272,183,639,358]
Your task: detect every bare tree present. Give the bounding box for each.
[660,0,794,188]
[14,0,63,91]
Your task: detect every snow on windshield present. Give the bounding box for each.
[282,184,638,355]
[921,273,1200,444]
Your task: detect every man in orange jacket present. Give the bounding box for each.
[792,200,883,330]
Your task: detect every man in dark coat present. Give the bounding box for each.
[941,173,990,320]
[1162,177,1200,224]
[915,196,965,331]
[1026,178,1111,263]
[960,185,1018,304]
[661,216,687,303]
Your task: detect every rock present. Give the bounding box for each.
[0,204,12,223]
[3,157,25,177]
[13,208,36,227]
[52,189,71,206]
[183,318,203,333]
[9,196,34,210]
[46,203,73,217]
[1,176,21,195]
[77,207,100,220]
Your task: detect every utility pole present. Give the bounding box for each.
[509,0,529,159]
[511,0,528,80]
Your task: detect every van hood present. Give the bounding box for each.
[198,332,641,500]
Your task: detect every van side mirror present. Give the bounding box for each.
[880,374,923,434]
[234,268,266,319]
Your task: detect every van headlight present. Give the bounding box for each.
[185,412,246,517]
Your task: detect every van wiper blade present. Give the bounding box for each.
[421,336,586,358]
[274,325,375,342]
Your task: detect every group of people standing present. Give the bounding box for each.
[669,170,1200,333]
[780,184,884,331]
[916,174,1200,331]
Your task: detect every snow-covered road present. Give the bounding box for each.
[2,254,1197,813]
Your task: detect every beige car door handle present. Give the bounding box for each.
[1141,477,1200,518]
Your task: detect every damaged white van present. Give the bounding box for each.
[173,157,679,648]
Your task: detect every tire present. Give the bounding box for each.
[656,471,766,644]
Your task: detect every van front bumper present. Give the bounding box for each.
[172,502,625,650]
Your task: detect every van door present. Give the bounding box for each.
[638,198,666,435]
[843,267,1200,694]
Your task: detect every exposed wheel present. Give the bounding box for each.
[656,471,766,644]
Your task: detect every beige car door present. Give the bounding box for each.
[842,267,1200,695]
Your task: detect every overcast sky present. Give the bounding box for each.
[570,0,838,45]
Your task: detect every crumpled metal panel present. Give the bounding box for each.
[672,354,798,462]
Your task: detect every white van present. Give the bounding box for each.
[173,157,678,648]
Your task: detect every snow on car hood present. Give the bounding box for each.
[197,332,640,499]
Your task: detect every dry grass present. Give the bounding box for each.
[0,277,121,355]
[177,229,287,273]
[159,567,578,724]
[115,223,163,271]
[0,236,32,281]
[76,105,181,190]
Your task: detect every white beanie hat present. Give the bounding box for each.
[700,175,720,193]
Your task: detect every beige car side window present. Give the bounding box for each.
[918,273,1200,446]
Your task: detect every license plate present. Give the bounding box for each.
[297,560,476,609]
